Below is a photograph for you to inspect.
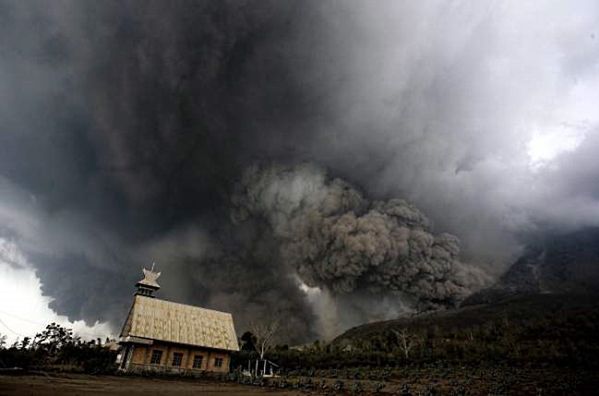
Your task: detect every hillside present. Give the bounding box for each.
[334,293,599,345]
[241,292,599,394]
[464,228,599,305]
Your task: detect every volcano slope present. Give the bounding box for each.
[329,293,599,394]
[334,228,599,359]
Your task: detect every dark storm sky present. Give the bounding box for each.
[1,1,599,341]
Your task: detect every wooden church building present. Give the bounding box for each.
[118,265,239,374]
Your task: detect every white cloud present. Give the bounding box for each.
[527,125,588,169]
[0,239,113,345]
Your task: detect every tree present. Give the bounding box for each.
[392,328,419,360]
[33,323,74,356]
[0,333,6,349]
[240,331,257,352]
[19,337,31,350]
[249,318,280,360]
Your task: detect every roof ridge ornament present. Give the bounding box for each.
[135,262,161,297]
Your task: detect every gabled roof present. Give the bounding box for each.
[120,295,239,352]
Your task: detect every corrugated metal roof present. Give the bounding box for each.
[120,295,239,351]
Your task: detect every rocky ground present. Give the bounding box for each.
[2,367,598,395]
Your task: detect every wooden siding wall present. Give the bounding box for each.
[126,342,230,373]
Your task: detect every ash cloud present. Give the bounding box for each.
[0,0,326,341]
[1,1,599,341]
[232,164,488,332]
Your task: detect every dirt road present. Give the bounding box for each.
[0,373,297,396]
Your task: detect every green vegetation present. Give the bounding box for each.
[227,294,599,394]
[240,294,599,371]
[0,323,117,374]
[2,293,598,394]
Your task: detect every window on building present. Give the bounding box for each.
[150,350,163,365]
[192,355,203,369]
[172,352,183,367]
[214,357,223,368]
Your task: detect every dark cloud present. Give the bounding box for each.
[1,1,599,341]
[0,0,333,341]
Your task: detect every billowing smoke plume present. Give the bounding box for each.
[1,1,599,342]
[232,164,488,332]
[0,0,329,342]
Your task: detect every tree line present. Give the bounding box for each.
[2,299,598,375]
[0,322,117,373]
[234,303,599,371]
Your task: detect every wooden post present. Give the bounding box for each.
[143,346,149,365]
[120,345,130,369]
[186,347,192,371]
[165,345,171,373]
[129,345,135,370]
